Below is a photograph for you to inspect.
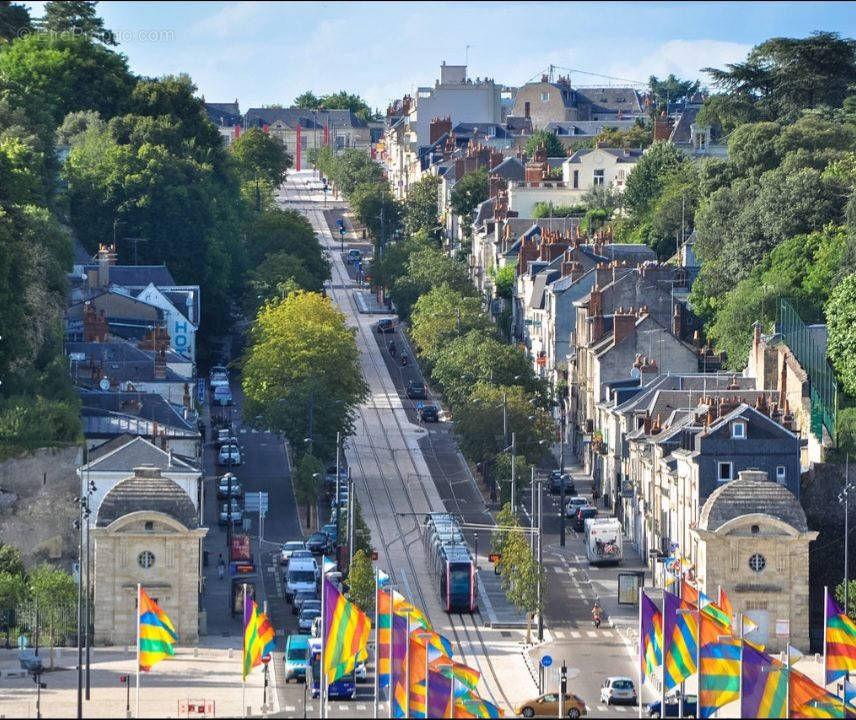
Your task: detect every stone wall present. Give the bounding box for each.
[0,445,83,569]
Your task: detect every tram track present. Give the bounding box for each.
[285,176,513,712]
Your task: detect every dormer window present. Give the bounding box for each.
[541,92,550,102]
[732,421,746,439]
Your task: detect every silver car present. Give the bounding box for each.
[280,541,305,565]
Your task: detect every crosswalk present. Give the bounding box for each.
[551,628,616,639]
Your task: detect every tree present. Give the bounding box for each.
[0,545,24,577]
[41,1,116,44]
[0,571,26,645]
[494,265,515,299]
[727,122,782,179]
[430,330,539,408]
[246,252,320,313]
[293,91,321,109]
[368,232,434,292]
[450,169,488,236]
[28,564,76,668]
[581,183,621,214]
[55,110,105,147]
[391,246,475,320]
[350,182,403,247]
[623,142,688,218]
[593,123,653,150]
[524,130,565,159]
[347,549,374,615]
[294,452,324,528]
[409,287,490,366]
[827,272,856,397]
[318,91,374,123]
[404,175,442,240]
[492,453,533,507]
[531,202,586,218]
[499,524,543,644]
[242,210,329,284]
[230,127,292,186]
[491,503,517,557]
[241,291,368,462]
[0,1,31,43]
[648,74,701,110]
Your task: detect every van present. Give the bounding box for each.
[284,634,310,682]
[213,385,233,406]
[285,558,319,602]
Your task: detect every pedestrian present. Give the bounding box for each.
[217,554,225,580]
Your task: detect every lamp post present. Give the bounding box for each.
[839,454,853,613]
[85,477,96,700]
[73,493,89,720]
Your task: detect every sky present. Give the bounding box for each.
[22,1,856,111]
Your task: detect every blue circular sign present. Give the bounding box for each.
[540,655,553,668]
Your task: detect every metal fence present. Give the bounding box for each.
[777,299,838,441]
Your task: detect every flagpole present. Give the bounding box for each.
[660,587,666,719]
[638,588,643,720]
[242,583,247,720]
[136,583,141,719]
[786,634,791,720]
[405,615,411,719]
[320,575,326,720]
[388,589,394,720]
[425,634,430,719]
[824,585,829,691]
[449,676,455,719]
[738,612,745,715]
[374,568,379,720]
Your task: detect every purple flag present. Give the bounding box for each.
[428,669,452,718]
[390,613,408,717]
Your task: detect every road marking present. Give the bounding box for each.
[554,630,565,638]
[597,705,608,712]
[601,630,614,637]
[570,631,581,638]
[285,706,295,712]
[356,705,367,710]
[339,705,349,711]
[586,630,598,637]
[306,706,313,711]
[614,706,627,712]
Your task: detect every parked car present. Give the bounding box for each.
[216,428,232,446]
[289,549,315,565]
[321,523,339,543]
[326,464,348,486]
[600,677,637,706]
[306,532,332,555]
[347,249,361,262]
[415,402,439,422]
[565,496,588,517]
[377,318,396,334]
[213,385,233,406]
[209,366,229,390]
[292,591,318,616]
[218,500,243,527]
[647,692,697,718]
[514,692,587,718]
[284,634,310,683]
[548,470,576,495]
[217,473,243,500]
[573,505,599,532]
[218,444,242,466]
[406,381,427,399]
[280,541,306,565]
[331,491,350,509]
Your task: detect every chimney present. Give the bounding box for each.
[429,115,452,145]
[653,112,674,142]
[643,411,652,434]
[672,303,682,337]
[595,262,612,288]
[262,123,270,134]
[489,151,503,171]
[233,124,241,140]
[168,449,174,468]
[779,353,788,407]
[454,158,464,181]
[613,307,636,345]
[589,284,602,318]
[623,140,631,157]
[83,304,110,342]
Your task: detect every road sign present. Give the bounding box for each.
[197,378,205,405]
[488,553,501,563]
[244,492,269,514]
[540,655,553,668]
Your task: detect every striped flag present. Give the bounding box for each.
[407,629,454,718]
[719,587,734,628]
[681,579,699,607]
[741,642,787,719]
[323,577,370,683]
[790,665,838,717]
[243,597,276,680]
[699,610,740,719]
[826,593,856,684]
[640,590,662,682]
[138,588,177,671]
[663,590,698,690]
[456,696,504,718]
[390,614,408,717]
[430,655,481,691]
[379,590,431,688]
[700,596,732,631]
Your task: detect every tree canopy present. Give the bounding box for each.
[230,127,292,186]
[41,1,116,45]
[525,130,565,158]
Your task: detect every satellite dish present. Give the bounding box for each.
[99,377,110,391]
[630,367,641,380]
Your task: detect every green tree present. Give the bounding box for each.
[493,453,533,507]
[404,175,442,240]
[230,127,292,186]
[0,571,26,645]
[648,74,701,110]
[55,110,105,147]
[430,329,539,408]
[242,210,329,283]
[499,525,543,644]
[727,121,782,179]
[41,1,116,44]
[0,545,24,577]
[293,91,321,108]
[347,549,374,615]
[524,130,565,158]
[241,291,368,461]
[294,452,324,528]
[827,272,856,397]
[531,202,586,218]
[581,183,621,214]
[350,182,403,247]
[0,1,31,43]
[494,264,515,299]
[246,252,320,313]
[491,503,518,557]
[623,141,688,218]
[368,232,434,292]
[28,564,76,668]
[593,123,653,149]
[318,91,374,122]
[409,287,490,366]
[450,169,488,237]
[390,246,475,320]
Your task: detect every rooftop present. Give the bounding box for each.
[96,467,199,528]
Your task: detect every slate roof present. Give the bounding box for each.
[81,264,177,288]
[575,87,643,115]
[489,157,525,181]
[96,471,198,528]
[565,147,645,164]
[67,341,187,367]
[84,435,197,473]
[474,198,495,226]
[699,469,807,532]
[244,107,367,130]
[78,390,196,432]
[669,103,703,144]
[546,120,642,137]
[204,101,241,127]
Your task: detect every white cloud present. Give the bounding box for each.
[186,1,275,40]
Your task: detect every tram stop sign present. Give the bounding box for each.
[540,654,553,668]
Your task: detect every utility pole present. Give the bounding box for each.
[842,454,852,613]
[537,476,544,642]
[510,432,517,514]
[502,389,508,446]
[560,414,567,547]
[347,468,355,570]
[335,432,341,557]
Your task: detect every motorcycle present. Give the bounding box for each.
[388,342,397,357]
[592,604,602,628]
[400,354,409,367]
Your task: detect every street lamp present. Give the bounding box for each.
[839,454,853,612]
[84,479,96,699]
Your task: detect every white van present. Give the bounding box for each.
[585,517,622,565]
[285,557,319,602]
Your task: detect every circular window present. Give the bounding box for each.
[138,551,155,569]
[749,553,766,573]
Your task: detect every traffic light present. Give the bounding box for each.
[339,227,346,238]
[560,662,567,695]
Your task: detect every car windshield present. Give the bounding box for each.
[302,601,321,611]
[301,608,321,619]
[309,534,326,543]
[289,571,315,583]
[284,542,303,551]
[613,680,633,690]
[287,649,305,661]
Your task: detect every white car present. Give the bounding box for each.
[218,444,242,466]
[355,660,367,683]
[601,676,637,705]
[280,541,305,565]
[565,496,588,517]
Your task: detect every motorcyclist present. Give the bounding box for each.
[388,340,396,357]
[400,352,408,366]
[592,601,602,628]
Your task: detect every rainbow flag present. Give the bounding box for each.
[426,669,453,718]
[138,587,177,671]
[699,611,740,719]
[792,692,856,719]
[457,696,504,718]
[323,577,370,683]
[700,597,731,631]
[430,655,481,692]
[681,579,699,607]
[741,642,787,718]
[789,666,837,716]
[242,597,276,680]
[640,590,662,682]
[390,614,408,717]
[663,590,698,690]
[406,629,453,717]
[719,587,734,628]
[379,590,432,689]
[826,593,856,684]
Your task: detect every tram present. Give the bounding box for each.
[422,513,477,613]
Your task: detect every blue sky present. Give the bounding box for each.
[23,1,856,111]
